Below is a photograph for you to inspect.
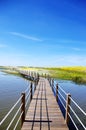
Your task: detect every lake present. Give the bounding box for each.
[57,79,86,112]
[0,71,29,130]
[55,79,86,130]
[0,70,86,130]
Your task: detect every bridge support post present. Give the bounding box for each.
[56,84,58,102]
[21,93,25,126]
[65,93,71,124]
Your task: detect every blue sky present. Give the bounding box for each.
[0,0,86,67]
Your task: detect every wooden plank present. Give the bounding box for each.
[21,78,69,130]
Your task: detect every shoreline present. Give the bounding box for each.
[0,66,86,84]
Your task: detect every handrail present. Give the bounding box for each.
[59,85,67,96]
[68,113,79,130]
[0,95,22,125]
[18,69,39,81]
[58,94,66,110]
[69,105,86,130]
[13,111,23,130]
[0,81,37,130]
[25,87,31,108]
[70,97,86,116]
[58,91,66,103]
[25,93,31,108]
[25,87,29,93]
[50,78,86,130]
[25,88,31,100]
[6,104,23,130]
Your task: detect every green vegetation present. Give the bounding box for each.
[19,66,86,84]
[0,67,22,77]
[1,66,86,84]
[44,66,86,84]
[2,69,21,76]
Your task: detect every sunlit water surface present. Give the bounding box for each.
[0,71,86,130]
[0,71,29,130]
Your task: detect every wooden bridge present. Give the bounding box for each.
[21,77,69,130]
[0,70,86,130]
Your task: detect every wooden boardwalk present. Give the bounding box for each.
[21,78,69,130]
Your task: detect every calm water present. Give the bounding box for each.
[0,71,86,130]
[0,71,29,125]
[57,79,86,112]
[56,79,86,130]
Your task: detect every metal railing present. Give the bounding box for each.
[50,79,86,130]
[0,82,37,130]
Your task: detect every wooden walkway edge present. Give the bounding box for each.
[21,78,69,130]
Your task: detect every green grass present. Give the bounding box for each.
[2,69,21,77]
[18,66,86,84]
[1,66,86,84]
[44,66,86,84]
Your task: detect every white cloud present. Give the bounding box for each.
[9,32,42,42]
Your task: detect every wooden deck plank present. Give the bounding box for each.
[21,78,69,130]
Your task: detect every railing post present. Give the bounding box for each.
[34,80,36,91]
[34,72,36,79]
[56,84,58,102]
[36,79,38,86]
[65,93,71,124]
[52,79,54,92]
[47,74,49,81]
[30,82,32,102]
[37,73,39,82]
[49,77,51,86]
[21,93,25,126]
[45,73,46,78]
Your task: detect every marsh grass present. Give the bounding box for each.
[19,66,86,84]
[18,66,86,84]
[45,66,86,84]
[1,66,86,84]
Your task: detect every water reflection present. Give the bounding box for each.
[0,71,86,130]
[0,71,29,122]
[55,79,86,130]
[56,79,86,112]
